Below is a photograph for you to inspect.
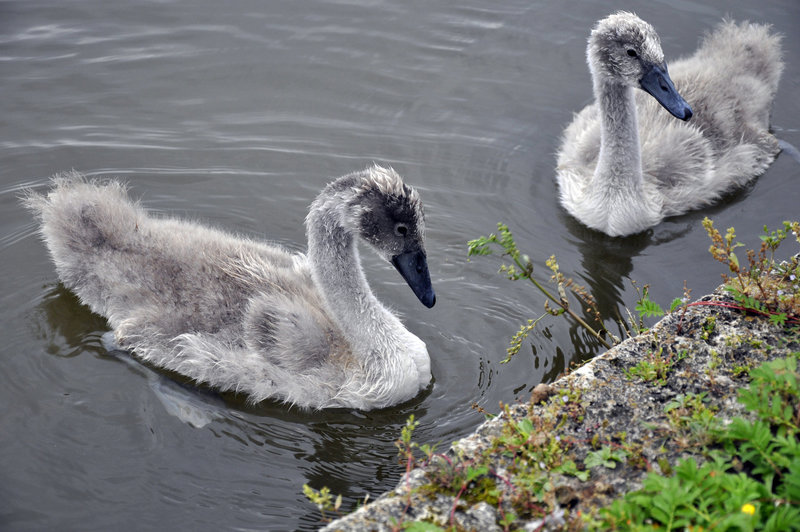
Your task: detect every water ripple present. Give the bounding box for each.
[0,221,39,250]
[3,1,799,530]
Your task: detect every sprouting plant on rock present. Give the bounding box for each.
[468,223,679,362]
[703,218,800,326]
[624,348,687,386]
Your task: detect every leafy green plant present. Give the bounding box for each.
[397,413,421,464]
[506,315,549,363]
[585,446,628,469]
[662,392,720,449]
[737,357,800,433]
[469,224,612,353]
[468,222,701,366]
[497,409,588,482]
[302,484,342,521]
[597,355,800,530]
[624,280,687,337]
[469,223,688,363]
[624,348,687,386]
[383,391,594,530]
[703,218,800,326]
[601,457,767,530]
[701,316,717,340]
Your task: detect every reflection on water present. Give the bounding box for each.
[34,284,109,358]
[101,331,227,429]
[2,0,799,529]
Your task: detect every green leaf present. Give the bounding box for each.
[572,469,590,481]
[770,312,788,327]
[585,446,627,470]
[635,297,665,318]
[515,418,534,436]
[467,235,496,256]
[669,297,685,312]
[464,465,489,484]
[729,251,740,269]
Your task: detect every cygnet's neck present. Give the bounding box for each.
[594,79,644,191]
[305,201,403,358]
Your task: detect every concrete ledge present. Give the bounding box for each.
[323,287,797,531]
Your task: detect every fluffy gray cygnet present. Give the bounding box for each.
[25,165,436,410]
[557,12,783,237]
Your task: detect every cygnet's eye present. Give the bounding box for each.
[394,223,409,237]
[626,49,638,58]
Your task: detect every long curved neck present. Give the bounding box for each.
[594,79,643,190]
[305,204,401,357]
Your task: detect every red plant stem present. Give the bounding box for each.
[450,483,468,526]
[391,453,416,532]
[677,300,800,330]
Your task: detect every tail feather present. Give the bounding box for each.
[24,171,140,255]
[23,172,143,309]
[700,20,784,94]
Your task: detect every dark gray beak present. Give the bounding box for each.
[640,63,693,121]
[391,249,436,308]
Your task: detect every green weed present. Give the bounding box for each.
[468,223,680,362]
[302,484,342,521]
[596,355,800,530]
[585,446,628,470]
[624,348,687,386]
[704,218,800,326]
[663,392,720,450]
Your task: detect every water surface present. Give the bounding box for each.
[2,0,799,530]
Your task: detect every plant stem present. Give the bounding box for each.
[513,254,612,349]
[685,301,800,326]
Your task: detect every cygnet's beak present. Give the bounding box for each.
[391,249,436,308]
[639,63,693,121]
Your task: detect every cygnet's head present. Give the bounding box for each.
[587,11,693,121]
[338,165,436,308]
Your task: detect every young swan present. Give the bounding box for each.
[25,165,436,410]
[557,12,783,237]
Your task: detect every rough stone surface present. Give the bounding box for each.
[322,287,799,531]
